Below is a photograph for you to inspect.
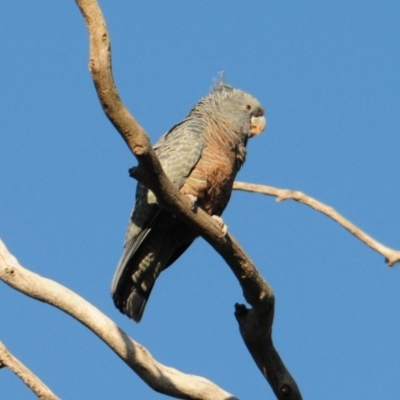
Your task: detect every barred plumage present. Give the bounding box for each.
[111,83,266,322]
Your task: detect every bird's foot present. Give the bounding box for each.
[211,215,228,236]
[185,194,198,211]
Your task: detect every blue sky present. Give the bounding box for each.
[1,2,400,399]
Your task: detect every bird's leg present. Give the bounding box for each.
[211,215,228,236]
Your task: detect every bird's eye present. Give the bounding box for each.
[245,104,252,111]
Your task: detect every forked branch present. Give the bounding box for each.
[0,239,237,400]
[74,0,301,398]
[233,182,400,266]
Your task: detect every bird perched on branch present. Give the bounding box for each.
[111,81,266,322]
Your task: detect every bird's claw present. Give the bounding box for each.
[211,215,228,236]
[185,194,198,211]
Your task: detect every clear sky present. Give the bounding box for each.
[1,2,400,399]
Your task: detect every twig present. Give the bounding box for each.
[74,0,302,398]
[0,341,60,400]
[233,181,400,266]
[0,239,237,400]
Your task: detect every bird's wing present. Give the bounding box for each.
[153,117,206,187]
[111,118,205,294]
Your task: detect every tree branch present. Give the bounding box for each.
[0,340,60,400]
[72,0,301,399]
[233,181,400,267]
[0,239,237,400]
[73,0,302,398]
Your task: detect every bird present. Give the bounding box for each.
[111,81,266,322]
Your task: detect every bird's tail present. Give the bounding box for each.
[112,248,167,323]
[123,287,148,323]
[119,279,154,323]
[111,210,196,323]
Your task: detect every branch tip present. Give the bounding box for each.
[234,181,400,267]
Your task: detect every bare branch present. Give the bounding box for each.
[233,181,400,267]
[0,239,237,400]
[0,341,60,400]
[74,0,302,397]
[75,0,151,156]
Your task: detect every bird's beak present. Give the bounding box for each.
[250,115,266,137]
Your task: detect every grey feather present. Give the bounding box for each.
[111,83,266,322]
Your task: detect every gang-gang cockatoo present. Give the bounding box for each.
[111,82,266,322]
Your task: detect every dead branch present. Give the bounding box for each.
[0,239,237,400]
[74,0,301,398]
[233,181,400,267]
[0,340,59,400]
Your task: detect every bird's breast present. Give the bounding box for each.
[180,133,239,216]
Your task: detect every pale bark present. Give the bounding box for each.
[0,341,60,400]
[0,239,237,400]
[2,0,395,399]
[233,181,400,266]
[73,0,302,398]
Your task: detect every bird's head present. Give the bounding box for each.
[195,81,267,142]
